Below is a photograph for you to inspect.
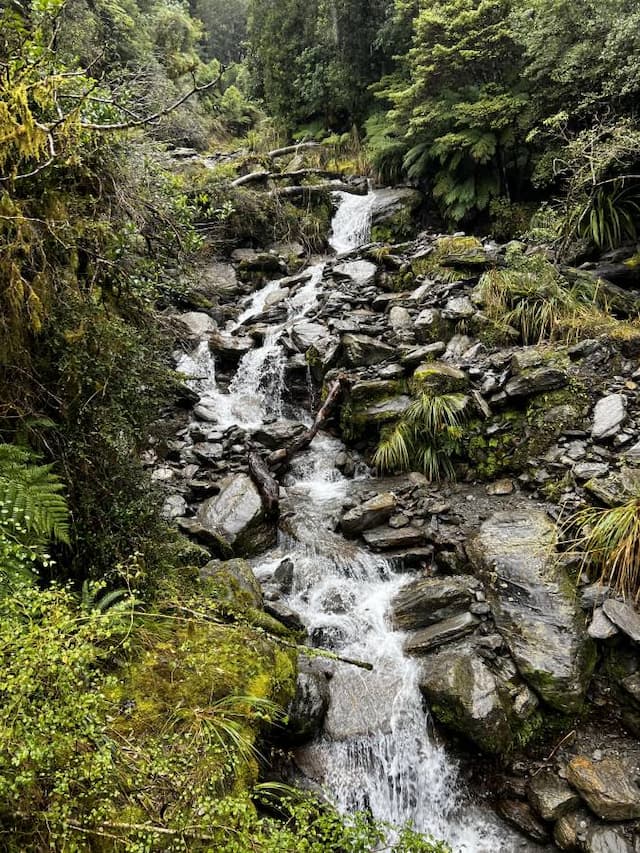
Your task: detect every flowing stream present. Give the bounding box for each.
[180,189,547,851]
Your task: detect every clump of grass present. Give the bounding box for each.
[373,392,469,481]
[478,251,602,344]
[565,497,640,601]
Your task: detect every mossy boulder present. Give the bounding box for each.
[337,333,396,367]
[200,558,263,609]
[369,187,423,242]
[411,361,468,395]
[468,509,596,713]
[339,381,410,441]
[417,641,515,754]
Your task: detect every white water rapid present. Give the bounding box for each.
[179,189,549,852]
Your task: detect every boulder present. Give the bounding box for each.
[391,576,475,631]
[209,330,254,362]
[291,321,330,352]
[417,641,513,753]
[389,305,412,331]
[554,808,594,851]
[591,394,627,441]
[400,342,446,366]
[527,769,582,821]
[369,187,423,228]
[196,473,276,557]
[404,612,479,655]
[584,467,640,507]
[496,800,549,843]
[251,421,308,450]
[341,393,410,439]
[323,664,401,740]
[414,308,452,344]
[176,311,217,338]
[468,510,595,712]
[340,492,396,536]
[566,755,640,821]
[602,599,640,642]
[411,362,468,395]
[588,607,619,640]
[200,558,263,608]
[338,333,395,367]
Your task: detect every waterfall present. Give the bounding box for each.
[177,190,545,852]
[329,188,376,253]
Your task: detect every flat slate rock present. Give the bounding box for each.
[567,756,640,821]
[591,394,627,441]
[362,525,425,550]
[588,607,619,640]
[602,599,640,642]
[586,826,634,853]
[391,576,475,631]
[340,492,396,536]
[404,611,478,655]
[505,367,567,398]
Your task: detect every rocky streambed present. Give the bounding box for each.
[150,184,640,852]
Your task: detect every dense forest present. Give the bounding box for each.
[1,0,640,849]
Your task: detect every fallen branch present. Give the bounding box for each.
[267,374,351,474]
[231,168,343,188]
[271,182,366,199]
[268,141,323,159]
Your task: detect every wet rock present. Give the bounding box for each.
[175,311,217,338]
[586,826,634,853]
[585,467,640,507]
[505,366,568,398]
[404,612,479,654]
[417,641,513,753]
[196,473,276,557]
[192,442,224,465]
[389,305,412,331]
[591,395,627,441]
[581,583,611,610]
[340,492,396,536]
[273,557,294,595]
[338,333,395,367]
[624,440,640,461]
[527,770,581,821]
[341,393,411,439]
[411,361,468,395]
[264,600,305,632]
[324,664,400,740]
[468,510,595,712]
[602,599,640,642]
[369,187,423,228]
[251,421,308,449]
[566,755,640,820]
[362,525,425,550]
[333,259,377,288]
[588,607,619,639]
[285,663,330,744]
[442,296,475,320]
[291,321,329,352]
[573,462,611,480]
[391,576,475,631]
[200,558,263,608]
[209,330,254,361]
[496,800,549,843]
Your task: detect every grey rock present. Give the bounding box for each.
[389,305,412,330]
[412,361,468,394]
[588,607,619,639]
[567,755,640,820]
[496,800,549,843]
[273,558,294,595]
[602,599,640,642]
[417,641,513,754]
[333,259,378,288]
[442,296,475,320]
[340,492,397,536]
[369,187,423,225]
[251,421,307,450]
[400,342,446,366]
[592,394,627,441]
[391,576,475,631]
[362,525,425,550]
[324,664,401,740]
[291,321,329,352]
[554,809,594,850]
[581,583,611,610]
[404,611,479,655]
[574,462,610,480]
[527,770,582,821]
[209,330,254,360]
[339,333,395,367]
[585,467,640,507]
[414,308,451,344]
[468,510,595,712]
[196,473,275,557]
[586,826,633,853]
[176,311,216,338]
[624,440,640,461]
[161,494,187,520]
[264,600,305,632]
[505,367,568,398]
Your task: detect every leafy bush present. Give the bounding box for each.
[374,393,469,481]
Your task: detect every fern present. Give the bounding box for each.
[0,444,70,547]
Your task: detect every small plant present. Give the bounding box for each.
[565,497,640,601]
[374,393,469,481]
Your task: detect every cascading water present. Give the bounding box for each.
[329,187,377,253]
[178,189,548,851]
